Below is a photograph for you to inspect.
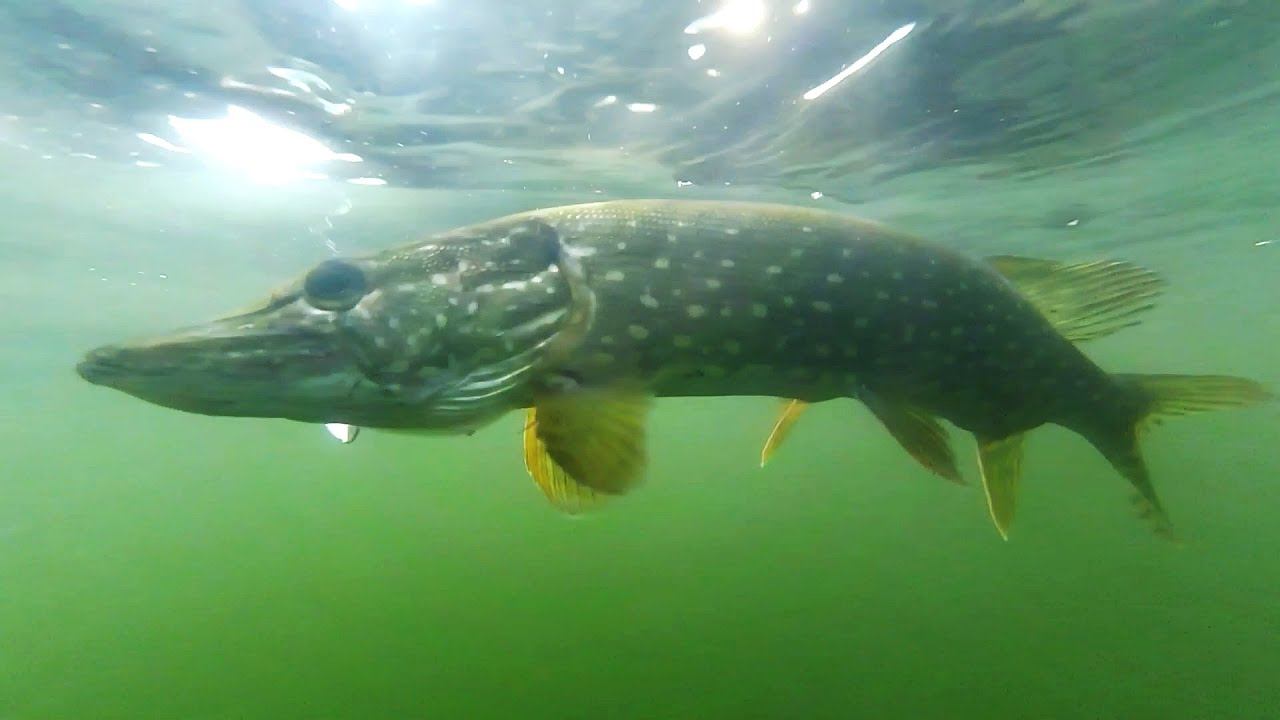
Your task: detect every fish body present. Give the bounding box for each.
[77,200,1269,537]
[518,201,1103,440]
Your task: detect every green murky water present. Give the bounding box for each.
[2,2,1278,718]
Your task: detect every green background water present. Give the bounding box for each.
[2,2,1279,718]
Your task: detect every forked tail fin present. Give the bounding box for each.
[1117,374,1273,420]
[1085,374,1272,539]
[980,373,1272,540]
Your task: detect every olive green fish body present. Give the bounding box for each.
[525,200,1111,441]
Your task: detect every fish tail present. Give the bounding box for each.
[1081,373,1272,540]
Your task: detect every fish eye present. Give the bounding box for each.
[303,259,368,312]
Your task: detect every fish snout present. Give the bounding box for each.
[76,341,184,386]
[76,345,128,385]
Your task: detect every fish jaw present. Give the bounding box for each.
[73,284,515,430]
[75,310,381,424]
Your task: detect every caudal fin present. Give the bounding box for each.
[1087,373,1272,539]
[1120,374,1273,420]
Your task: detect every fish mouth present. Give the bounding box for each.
[76,347,123,385]
[76,345,168,386]
[76,329,332,384]
[75,343,248,415]
[76,344,244,401]
[74,315,353,419]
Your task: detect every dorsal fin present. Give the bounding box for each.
[986,256,1165,342]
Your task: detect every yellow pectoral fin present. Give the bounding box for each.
[975,433,1026,540]
[523,408,604,514]
[760,399,809,467]
[530,389,651,496]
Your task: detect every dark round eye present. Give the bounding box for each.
[303,259,368,311]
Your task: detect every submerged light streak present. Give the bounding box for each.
[684,0,767,36]
[168,105,361,184]
[802,22,915,100]
[136,132,189,154]
[334,0,434,10]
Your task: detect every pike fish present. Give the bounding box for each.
[76,200,1271,537]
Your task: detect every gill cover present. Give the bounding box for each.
[332,218,596,425]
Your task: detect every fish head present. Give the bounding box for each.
[76,217,590,431]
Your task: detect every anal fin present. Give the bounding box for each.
[975,433,1026,540]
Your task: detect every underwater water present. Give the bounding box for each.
[2,1,1278,718]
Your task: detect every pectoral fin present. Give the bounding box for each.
[523,408,604,514]
[760,399,809,467]
[975,433,1026,540]
[528,389,651,496]
[862,393,962,484]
